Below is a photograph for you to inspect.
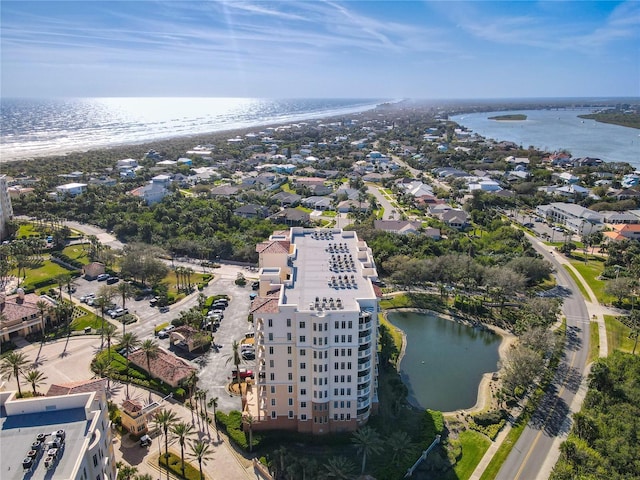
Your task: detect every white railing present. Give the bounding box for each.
[358,374,371,384]
[357,386,370,397]
[357,398,370,410]
[358,334,372,344]
[358,347,372,358]
[358,361,371,372]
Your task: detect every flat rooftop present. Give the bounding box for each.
[0,407,91,480]
[283,229,376,311]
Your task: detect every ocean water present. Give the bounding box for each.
[0,97,383,161]
[450,109,640,169]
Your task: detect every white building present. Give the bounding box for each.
[0,379,116,480]
[0,175,13,240]
[56,183,88,197]
[132,175,171,205]
[245,228,379,434]
[536,202,605,235]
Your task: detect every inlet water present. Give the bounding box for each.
[388,312,501,412]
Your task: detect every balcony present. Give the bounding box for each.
[359,327,372,337]
[357,374,371,384]
[357,386,370,397]
[357,410,371,423]
[358,347,372,358]
[357,398,370,410]
[358,334,372,345]
[357,360,371,372]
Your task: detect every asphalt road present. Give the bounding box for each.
[495,239,590,480]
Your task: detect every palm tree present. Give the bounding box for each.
[118,464,138,480]
[387,430,417,467]
[23,368,47,396]
[54,273,71,300]
[244,413,255,452]
[1,351,30,397]
[136,474,153,480]
[102,323,119,361]
[36,300,50,338]
[207,396,219,440]
[225,340,242,385]
[189,440,213,480]
[351,426,383,475]
[116,282,134,335]
[324,456,356,480]
[95,292,112,348]
[92,356,114,393]
[120,332,140,397]
[171,421,196,476]
[154,409,178,462]
[185,370,198,409]
[140,339,159,378]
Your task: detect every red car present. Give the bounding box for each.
[232,368,254,380]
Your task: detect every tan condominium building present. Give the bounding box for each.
[0,175,14,240]
[244,227,380,434]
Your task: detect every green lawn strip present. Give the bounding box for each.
[163,271,207,297]
[379,313,402,355]
[61,244,91,265]
[455,430,491,480]
[322,210,337,217]
[296,206,313,213]
[154,322,170,333]
[380,293,411,310]
[589,322,600,363]
[479,420,528,480]
[568,258,611,304]
[70,313,103,331]
[562,265,589,299]
[17,223,43,238]
[159,451,202,480]
[18,260,76,288]
[604,315,636,353]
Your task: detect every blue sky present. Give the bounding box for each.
[1,1,638,99]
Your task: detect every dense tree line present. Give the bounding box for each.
[551,352,640,480]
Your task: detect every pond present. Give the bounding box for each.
[388,311,501,412]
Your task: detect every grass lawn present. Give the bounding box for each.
[17,223,43,238]
[280,183,293,193]
[604,315,637,354]
[455,430,491,480]
[62,244,91,265]
[163,271,207,296]
[563,266,590,299]
[589,321,600,363]
[322,210,337,217]
[380,294,412,310]
[568,257,612,304]
[17,260,76,288]
[296,206,313,213]
[70,313,104,331]
[479,419,527,480]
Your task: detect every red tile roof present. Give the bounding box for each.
[128,348,196,388]
[250,297,280,314]
[256,240,290,254]
[46,378,107,396]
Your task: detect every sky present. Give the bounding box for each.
[1,1,639,99]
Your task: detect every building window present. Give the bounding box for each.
[341,335,346,343]
[93,455,98,467]
[287,332,292,341]
[334,414,338,420]
[334,401,338,408]
[268,319,273,327]
[342,321,346,329]
[348,321,353,328]
[340,413,345,420]
[299,321,305,329]
[269,346,274,354]
[347,401,351,408]
[271,386,276,394]
[347,413,351,420]
[269,359,274,368]
[334,388,338,395]
[300,362,306,369]
[300,349,306,356]
[347,388,351,395]
[288,410,294,419]
[286,318,291,327]
[334,348,339,356]
[287,359,292,368]
[287,346,292,354]
[334,375,339,382]
[288,398,293,406]
[335,321,339,329]
[271,411,277,419]
[348,348,352,356]
[347,375,351,382]
[347,362,352,369]
[334,335,339,343]
[300,376,306,382]
[300,335,306,342]
[288,385,293,393]
[301,389,306,395]
[301,414,307,420]
[271,399,276,406]
[268,333,273,341]
[270,373,275,380]
[348,335,352,342]
[288,373,293,381]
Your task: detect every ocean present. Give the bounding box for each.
[450,109,640,170]
[0,97,384,162]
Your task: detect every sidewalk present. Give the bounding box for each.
[112,384,255,480]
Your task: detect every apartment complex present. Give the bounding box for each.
[245,227,379,434]
[0,175,14,240]
[0,379,116,480]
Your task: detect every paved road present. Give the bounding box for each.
[496,241,590,480]
[366,183,397,220]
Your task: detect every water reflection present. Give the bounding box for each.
[388,312,501,411]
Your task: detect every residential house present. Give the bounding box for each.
[0,291,56,342]
[271,191,302,206]
[131,174,171,205]
[373,220,422,235]
[603,224,640,242]
[169,325,211,353]
[269,208,311,226]
[301,196,333,210]
[441,209,469,229]
[234,204,270,219]
[210,185,242,197]
[56,183,87,197]
[337,199,370,214]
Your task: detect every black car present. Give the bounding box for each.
[106,276,120,284]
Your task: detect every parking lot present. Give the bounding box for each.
[70,264,257,412]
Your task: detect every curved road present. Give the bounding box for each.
[496,240,590,480]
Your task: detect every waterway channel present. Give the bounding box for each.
[388,311,501,412]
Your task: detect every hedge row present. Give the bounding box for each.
[159,452,201,480]
[50,252,84,269]
[468,419,506,440]
[215,410,263,451]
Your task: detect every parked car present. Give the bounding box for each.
[80,293,95,303]
[242,351,255,360]
[232,368,254,379]
[110,307,128,318]
[140,435,152,447]
[159,306,169,313]
[97,273,110,282]
[149,297,159,307]
[157,325,175,338]
[106,276,120,284]
[251,281,259,290]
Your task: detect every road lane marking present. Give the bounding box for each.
[513,347,578,480]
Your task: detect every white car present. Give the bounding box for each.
[80,293,95,303]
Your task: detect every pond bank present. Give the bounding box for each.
[385,308,516,415]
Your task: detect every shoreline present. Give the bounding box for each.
[386,308,516,415]
[0,100,390,163]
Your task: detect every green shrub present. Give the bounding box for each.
[159,452,201,480]
[473,410,505,427]
[468,419,506,440]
